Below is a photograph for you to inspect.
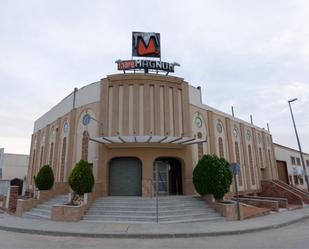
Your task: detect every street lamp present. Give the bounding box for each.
[288,98,309,192]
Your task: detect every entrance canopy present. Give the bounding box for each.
[89,135,206,145]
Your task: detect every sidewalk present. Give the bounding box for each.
[0,207,309,238]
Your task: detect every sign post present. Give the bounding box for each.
[230,162,241,221]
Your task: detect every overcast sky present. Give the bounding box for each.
[0,0,308,154]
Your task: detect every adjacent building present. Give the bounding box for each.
[0,148,29,181]
[274,143,309,190]
[26,73,278,197]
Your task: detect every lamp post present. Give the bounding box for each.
[288,98,309,192]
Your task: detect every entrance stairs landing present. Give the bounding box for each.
[83,195,224,223]
[22,195,68,219]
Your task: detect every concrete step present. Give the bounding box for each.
[22,194,68,220]
[86,209,217,216]
[84,196,222,223]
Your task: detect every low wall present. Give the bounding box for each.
[248,196,288,208]
[51,204,85,222]
[260,180,303,205]
[236,198,279,212]
[16,198,39,217]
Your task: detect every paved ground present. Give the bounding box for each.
[1,206,309,238]
[1,218,309,249]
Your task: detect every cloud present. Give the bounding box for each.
[0,0,309,153]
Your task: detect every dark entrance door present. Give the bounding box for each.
[154,158,183,195]
[10,178,23,195]
[109,157,142,196]
[277,160,289,184]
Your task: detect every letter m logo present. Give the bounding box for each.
[132,32,160,57]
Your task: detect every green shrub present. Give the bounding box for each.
[34,165,54,190]
[68,160,94,195]
[193,154,232,199]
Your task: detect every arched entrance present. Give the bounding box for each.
[109,157,142,196]
[153,157,183,195]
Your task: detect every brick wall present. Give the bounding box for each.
[260,180,303,205]
[8,186,19,212]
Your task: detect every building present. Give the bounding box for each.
[0,148,29,180]
[26,72,278,197]
[274,143,309,189]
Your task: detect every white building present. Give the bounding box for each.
[274,143,309,190]
[0,148,29,180]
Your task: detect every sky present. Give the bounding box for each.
[0,0,308,154]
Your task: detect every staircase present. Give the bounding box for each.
[83,195,223,223]
[273,180,309,203]
[22,195,68,219]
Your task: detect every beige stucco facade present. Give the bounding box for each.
[26,73,278,197]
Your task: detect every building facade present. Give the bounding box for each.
[0,148,29,180]
[274,143,309,190]
[26,73,278,197]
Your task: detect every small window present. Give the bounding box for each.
[306,160,309,167]
[296,158,301,166]
[299,176,304,185]
[294,175,299,185]
[291,156,296,165]
[0,168,2,179]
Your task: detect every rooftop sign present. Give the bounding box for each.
[116,32,179,74]
[132,32,160,58]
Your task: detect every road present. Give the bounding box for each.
[1,219,309,249]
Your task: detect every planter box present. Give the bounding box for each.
[16,198,39,217]
[37,190,54,204]
[51,204,85,222]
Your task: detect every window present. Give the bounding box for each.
[0,168,2,179]
[294,175,299,185]
[307,160,309,167]
[299,176,304,185]
[235,142,242,186]
[291,156,296,165]
[82,131,89,161]
[49,142,54,168]
[248,145,255,185]
[60,137,67,182]
[259,148,264,168]
[218,137,224,158]
[296,158,301,166]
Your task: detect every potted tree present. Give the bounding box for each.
[34,164,55,203]
[68,160,95,206]
[193,154,232,201]
[51,160,94,221]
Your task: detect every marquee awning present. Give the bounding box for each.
[89,135,206,145]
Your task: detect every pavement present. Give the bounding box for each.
[0,207,309,238]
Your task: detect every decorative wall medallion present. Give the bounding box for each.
[216,122,223,134]
[246,130,251,141]
[258,133,262,144]
[195,117,202,128]
[82,114,91,126]
[233,127,238,138]
[63,122,69,134]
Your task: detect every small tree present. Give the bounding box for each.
[193,154,232,199]
[68,160,94,195]
[34,165,54,190]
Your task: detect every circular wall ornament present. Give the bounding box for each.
[246,130,251,141]
[82,113,91,126]
[63,122,69,134]
[233,127,238,138]
[258,133,262,144]
[195,117,202,128]
[216,122,223,134]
